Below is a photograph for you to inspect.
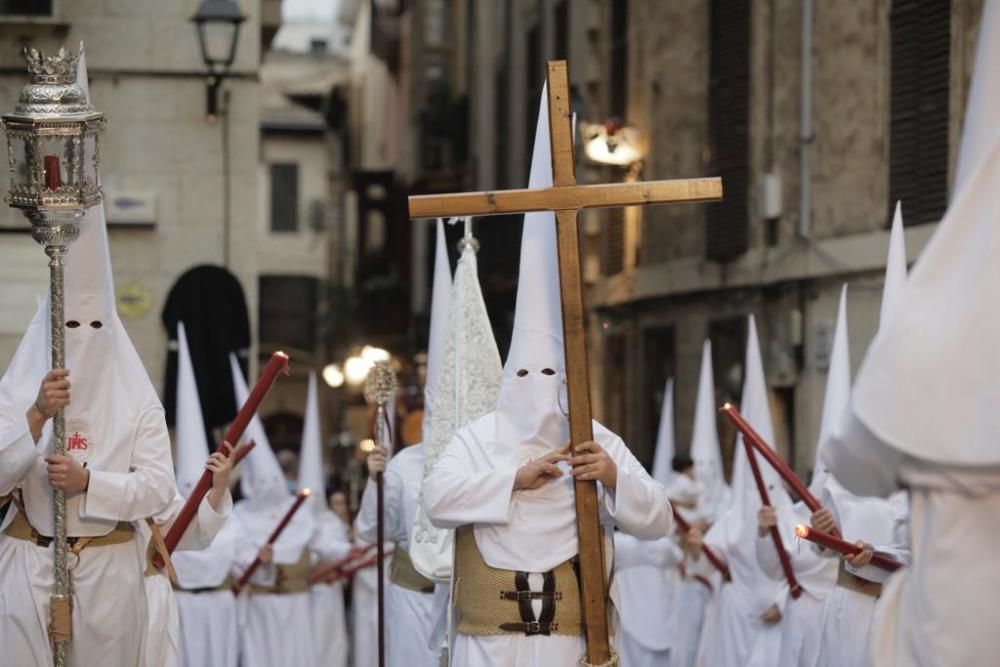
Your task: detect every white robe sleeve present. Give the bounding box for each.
[355,464,406,545]
[176,492,233,552]
[311,514,354,562]
[614,533,683,570]
[601,434,673,540]
[846,503,911,584]
[0,415,42,496]
[80,407,175,522]
[423,432,517,529]
[755,531,785,582]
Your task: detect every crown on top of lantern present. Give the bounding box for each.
[12,44,94,116]
[363,360,397,406]
[24,46,81,83]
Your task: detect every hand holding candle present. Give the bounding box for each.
[741,435,803,599]
[721,403,839,537]
[161,351,289,558]
[671,505,731,581]
[794,524,902,572]
[232,488,312,595]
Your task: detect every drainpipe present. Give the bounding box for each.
[798,0,813,239]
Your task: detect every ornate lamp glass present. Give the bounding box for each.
[1,44,104,667]
[3,46,104,244]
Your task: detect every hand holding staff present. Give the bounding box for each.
[363,360,397,667]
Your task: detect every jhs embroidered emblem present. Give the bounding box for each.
[66,419,90,452]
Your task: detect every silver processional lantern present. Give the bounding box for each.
[1,44,104,667]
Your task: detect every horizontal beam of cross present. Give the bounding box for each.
[409,177,722,219]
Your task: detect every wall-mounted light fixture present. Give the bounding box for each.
[191,0,246,120]
[580,119,645,167]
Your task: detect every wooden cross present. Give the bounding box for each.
[409,60,722,664]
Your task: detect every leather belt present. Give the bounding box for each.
[497,570,560,637]
[4,509,134,553]
[837,562,882,599]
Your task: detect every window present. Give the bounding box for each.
[889,0,950,226]
[601,209,625,276]
[494,65,510,188]
[259,275,318,351]
[709,315,748,478]
[270,163,299,232]
[603,332,629,437]
[554,1,570,61]
[705,0,750,261]
[0,0,53,16]
[309,38,328,53]
[609,0,629,119]
[642,325,676,469]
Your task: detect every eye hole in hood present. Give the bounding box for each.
[66,320,81,329]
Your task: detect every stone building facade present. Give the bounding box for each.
[452,0,983,476]
[0,0,273,398]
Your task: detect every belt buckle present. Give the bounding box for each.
[524,621,542,636]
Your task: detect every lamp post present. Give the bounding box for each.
[191,0,246,120]
[2,44,105,667]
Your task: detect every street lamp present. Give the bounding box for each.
[2,44,105,667]
[191,0,246,120]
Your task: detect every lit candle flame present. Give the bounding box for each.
[794,524,809,538]
[301,488,312,497]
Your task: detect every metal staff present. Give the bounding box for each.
[2,45,105,667]
[363,360,397,667]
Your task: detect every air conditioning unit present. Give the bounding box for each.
[106,191,157,227]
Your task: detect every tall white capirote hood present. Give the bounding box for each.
[650,378,675,487]
[422,219,453,441]
[174,322,210,497]
[810,285,850,495]
[229,353,287,503]
[298,372,327,513]
[0,47,163,537]
[704,316,788,613]
[229,354,315,565]
[850,1,1000,466]
[689,339,730,519]
[726,316,790,537]
[494,83,568,458]
[879,202,907,331]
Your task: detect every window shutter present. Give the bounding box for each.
[259,276,318,351]
[706,0,751,261]
[601,209,625,276]
[270,163,299,232]
[890,0,950,226]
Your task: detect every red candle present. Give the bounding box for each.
[43,155,62,190]
[794,524,902,572]
[743,437,803,599]
[721,404,841,537]
[671,506,731,581]
[153,440,257,570]
[308,544,378,584]
[160,351,290,560]
[232,489,312,595]
[323,548,394,585]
